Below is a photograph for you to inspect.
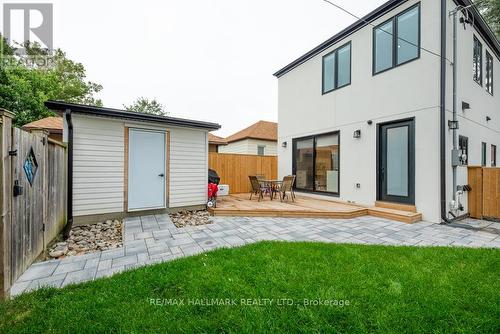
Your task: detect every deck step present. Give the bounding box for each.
[368,207,422,224]
[375,201,417,213]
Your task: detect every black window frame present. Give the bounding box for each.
[292,131,341,197]
[322,41,352,94]
[481,142,487,166]
[473,36,483,86]
[373,3,421,75]
[485,51,494,95]
[491,144,497,167]
[458,135,468,165]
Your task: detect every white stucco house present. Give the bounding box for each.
[218,120,278,156]
[274,0,499,223]
[45,101,220,224]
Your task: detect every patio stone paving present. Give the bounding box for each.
[10,214,500,296]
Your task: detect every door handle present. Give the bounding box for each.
[380,168,384,181]
[158,173,164,177]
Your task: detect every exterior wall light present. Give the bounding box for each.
[461,101,470,111]
[353,130,361,139]
[281,141,287,148]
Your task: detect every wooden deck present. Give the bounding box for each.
[209,194,422,223]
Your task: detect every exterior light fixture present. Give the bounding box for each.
[448,120,459,130]
[281,141,287,148]
[353,130,361,139]
[461,101,470,111]
[367,120,373,125]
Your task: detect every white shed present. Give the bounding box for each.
[45,101,220,224]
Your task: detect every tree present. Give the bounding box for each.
[475,0,500,40]
[0,35,103,126]
[124,97,167,116]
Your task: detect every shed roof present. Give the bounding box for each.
[45,101,221,131]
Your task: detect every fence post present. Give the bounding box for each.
[0,109,14,299]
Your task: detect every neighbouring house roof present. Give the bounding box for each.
[208,133,228,145]
[44,101,221,131]
[22,116,63,134]
[225,121,277,143]
[273,0,500,78]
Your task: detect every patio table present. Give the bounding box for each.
[259,179,282,200]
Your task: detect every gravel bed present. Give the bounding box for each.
[169,210,213,228]
[47,219,123,259]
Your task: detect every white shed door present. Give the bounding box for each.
[128,129,166,211]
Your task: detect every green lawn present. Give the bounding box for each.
[1,242,499,333]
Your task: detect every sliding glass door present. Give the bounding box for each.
[293,132,340,195]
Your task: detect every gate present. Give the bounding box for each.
[468,166,500,220]
[1,110,67,298]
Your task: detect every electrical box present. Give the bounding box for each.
[451,149,461,167]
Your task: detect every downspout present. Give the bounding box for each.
[62,108,73,239]
[451,8,458,213]
[440,0,451,223]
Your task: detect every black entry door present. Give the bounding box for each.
[378,119,415,204]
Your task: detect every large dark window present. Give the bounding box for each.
[293,132,340,195]
[473,36,483,86]
[373,4,420,74]
[322,42,351,94]
[486,51,493,95]
[481,142,487,166]
[492,145,497,167]
[459,135,468,165]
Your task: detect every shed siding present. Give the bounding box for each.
[72,115,124,216]
[169,128,208,207]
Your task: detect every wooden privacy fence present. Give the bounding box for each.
[209,153,277,194]
[1,110,67,298]
[468,166,500,220]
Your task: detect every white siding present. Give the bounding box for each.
[218,139,277,155]
[169,128,208,208]
[218,139,249,154]
[72,115,124,216]
[247,139,277,156]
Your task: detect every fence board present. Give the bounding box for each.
[209,153,277,194]
[0,118,67,298]
[467,167,500,220]
[482,168,500,219]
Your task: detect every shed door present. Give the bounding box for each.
[128,129,166,211]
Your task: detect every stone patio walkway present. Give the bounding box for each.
[10,214,500,296]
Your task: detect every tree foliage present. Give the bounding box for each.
[475,0,500,40]
[0,35,103,126]
[124,97,167,116]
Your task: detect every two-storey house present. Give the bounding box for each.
[274,0,499,223]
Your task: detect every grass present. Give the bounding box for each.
[1,242,499,333]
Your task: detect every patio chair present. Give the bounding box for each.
[249,175,267,201]
[274,175,296,202]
